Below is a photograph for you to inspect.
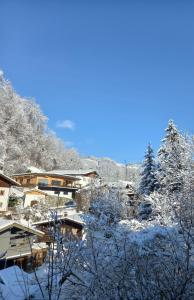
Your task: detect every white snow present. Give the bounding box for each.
[0,266,38,300]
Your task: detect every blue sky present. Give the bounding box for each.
[1,0,194,163]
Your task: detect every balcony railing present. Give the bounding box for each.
[38,183,82,189]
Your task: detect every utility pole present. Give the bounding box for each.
[124,160,128,180]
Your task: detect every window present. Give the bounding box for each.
[51,180,61,186]
[0,190,4,196]
[63,191,68,195]
[26,178,31,184]
[66,180,72,186]
[38,179,49,186]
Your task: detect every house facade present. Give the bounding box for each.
[45,169,99,187]
[33,215,84,243]
[12,172,81,201]
[0,219,46,270]
[24,189,47,207]
[0,173,21,212]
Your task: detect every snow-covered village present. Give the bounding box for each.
[1,1,194,299]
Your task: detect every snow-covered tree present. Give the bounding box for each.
[138,143,158,195]
[157,120,191,194]
[0,71,82,174]
[86,184,129,231]
[154,120,193,222]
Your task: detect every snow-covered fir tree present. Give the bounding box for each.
[138,143,158,195]
[157,120,191,194]
[154,120,193,222]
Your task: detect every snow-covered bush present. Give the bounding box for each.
[85,184,129,231]
[57,222,194,300]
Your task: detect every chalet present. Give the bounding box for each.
[24,188,48,207]
[0,219,46,270]
[0,173,21,212]
[33,215,84,243]
[45,169,99,187]
[125,183,135,199]
[12,172,81,200]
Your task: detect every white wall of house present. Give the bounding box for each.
[0,230,10,258]
[0,188,10,211]
[24,194,46,207]
[44,190,73,199]
[6,235,34,258]
[75,176,94,187]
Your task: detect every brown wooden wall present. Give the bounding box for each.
[0,178,10,188]
[13,175,75,187]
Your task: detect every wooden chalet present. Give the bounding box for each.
[12,172,81,200]
[0,219,47,271]
[33,215,84,243]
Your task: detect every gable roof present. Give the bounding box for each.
[0,173,20,186]
[32,214,84,228]
[0,219,44,237]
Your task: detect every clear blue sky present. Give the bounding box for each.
[1,0,194,163]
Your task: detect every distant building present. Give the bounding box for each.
[0,173,20,212]
[12,172,81,200]
[24,188,47,207]
[46,169,99,187]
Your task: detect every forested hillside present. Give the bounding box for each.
[0,71,139,181]
[81,157,140,183]
[0,71,82,174]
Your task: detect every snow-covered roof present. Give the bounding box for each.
[24,188,48,195]
[0,266,38,300]
[65,214,84,225]
[13,172,79,181]
[26,166,44,173]
[0,173,20,186]
[32,214,84,226]
[0,219,44,236]
[46,169,98,176]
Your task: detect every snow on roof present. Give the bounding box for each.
[13,172,79,181]
[24,188,48,195]
[0,219,44,236]
[26,166,44,173]
[0,266,38,300]
[0,219,13,230]
[32,213,84,226]
[46,169,98,176]
[65,213,84,225]
[0,173,20,186]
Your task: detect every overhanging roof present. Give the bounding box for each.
[45,169,98,176]
[0,173,20,186]
[12,172,79,181]
[0,219,44,236]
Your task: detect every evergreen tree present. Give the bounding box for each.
[139,143,158,195]
[157,120,190,194]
